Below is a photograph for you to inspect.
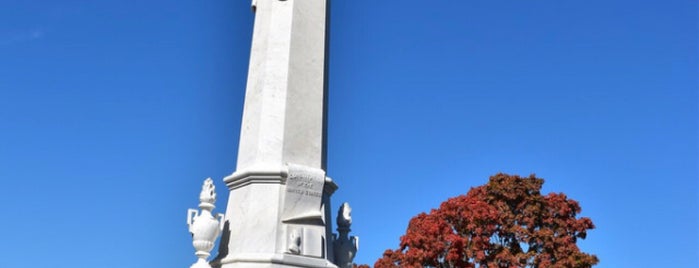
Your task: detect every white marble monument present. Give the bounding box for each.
[194,1,358,267]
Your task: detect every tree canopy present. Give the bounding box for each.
[375,173,598,268]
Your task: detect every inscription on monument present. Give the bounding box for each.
[282,164,326,221]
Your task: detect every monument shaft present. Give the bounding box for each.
[214,1,336,267]
[237,0,328,171]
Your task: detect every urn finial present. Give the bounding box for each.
[187,178,224,268]
[199,178,217,209]
[337,202,352,229]
[334,202,358,268]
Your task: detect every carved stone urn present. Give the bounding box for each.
[333,202,358,268]
[187,178,225,268]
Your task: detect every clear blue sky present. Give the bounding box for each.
[0,0,696,267]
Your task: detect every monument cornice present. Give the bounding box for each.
[223,164,338,195]
[224,165,289,190]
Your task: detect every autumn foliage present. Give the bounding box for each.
[375,173,598,268]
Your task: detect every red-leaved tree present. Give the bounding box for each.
[375,173,598,268]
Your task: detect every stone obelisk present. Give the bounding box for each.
[212,1,345,267]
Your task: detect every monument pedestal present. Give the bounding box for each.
[212,165,338,268]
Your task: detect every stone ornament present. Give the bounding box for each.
[287,228,302,255]
[333,203,359,268]
[187,178,225,268]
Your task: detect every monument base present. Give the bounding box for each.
[213,253,338,268]
[213,166,340,268]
